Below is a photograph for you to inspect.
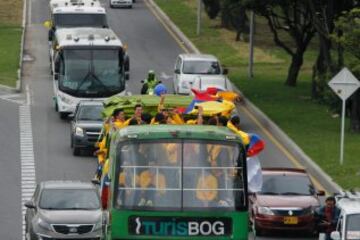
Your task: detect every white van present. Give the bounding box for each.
[327,191,360,240]
[173,54,232,95]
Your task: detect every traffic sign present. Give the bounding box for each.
[328,67,360,100]
[328,67,360,165]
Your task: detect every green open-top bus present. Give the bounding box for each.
[104,124,249,240]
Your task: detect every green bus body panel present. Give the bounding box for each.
[109,210,248,240]
[107,125,247,240]
[113,125,243,143]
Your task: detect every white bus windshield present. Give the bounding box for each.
[115,141,246,211]
[59,49,125,97]
[53,13,108,28]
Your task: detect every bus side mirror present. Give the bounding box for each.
[48,29,54,41]
[124,55,130,72]
[223,68,229,75]
[43,20,52,29]
[125,73,129,81]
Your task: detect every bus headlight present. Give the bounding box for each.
[257,206,274,216]
[58,93,74,105]
[75,127,84,137]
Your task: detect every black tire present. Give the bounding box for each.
[70,135,74,148]
[129,5,132,8]
[60,112,69,120]
[73,147,81,156]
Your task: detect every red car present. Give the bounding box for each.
[249,168,325,236]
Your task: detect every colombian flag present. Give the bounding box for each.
[247,134,265,157]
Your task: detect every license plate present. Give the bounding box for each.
[283,216,298,224]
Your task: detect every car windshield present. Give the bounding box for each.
[59,49,125,97]
[77,105,103,121]
[182,60,221,75]
[259,174,315,196]
[115,141,246,211]
[54,13,108,28]
[346,214,360,240]
[39,189,100,210]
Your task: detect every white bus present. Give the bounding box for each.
[51,28,129,119]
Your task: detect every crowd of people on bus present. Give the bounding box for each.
[94,92,252,209]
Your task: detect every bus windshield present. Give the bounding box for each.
[346,214,360,240]
[114,141,246,211]
[53,13,108,28]
[59,49,125,97]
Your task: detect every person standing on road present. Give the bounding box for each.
[315,196,340,240]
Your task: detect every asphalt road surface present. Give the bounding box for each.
[0,0,329,239]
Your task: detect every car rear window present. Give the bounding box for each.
[39,189,100,210]
[182,60,221,75]
[260,173,315,196]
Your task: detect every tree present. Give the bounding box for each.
[334,8,360,132]
[245,0,316,86]
[222,0,248,41]
[307,0,355,99]
[202,0,221,20]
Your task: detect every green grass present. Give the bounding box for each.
[0,26,22,87]
[155,0,360,189]
[0,0,23,87]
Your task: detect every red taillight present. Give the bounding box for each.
[101,185,109,209]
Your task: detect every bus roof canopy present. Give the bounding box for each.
[115,125,243,143]
[55,27,122,48]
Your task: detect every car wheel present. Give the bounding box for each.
[73,147,81,156]
[129,5,132,8]
[254,222,264,237]
[60,112,68,120]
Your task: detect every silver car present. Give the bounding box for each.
[24,181,103,240]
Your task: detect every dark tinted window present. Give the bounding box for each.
[77,105,103,121]
[260,173,315,196]
[54,13,108,28]
[39,189,100,210]
[182,60,221,74]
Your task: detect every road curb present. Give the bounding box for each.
[148,0,342,193]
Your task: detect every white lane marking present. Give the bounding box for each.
[20,85,36,240]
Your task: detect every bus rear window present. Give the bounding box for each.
[115,141,245,211]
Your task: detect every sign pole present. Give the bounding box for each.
[340,99,346,165]
[197,0,201,35]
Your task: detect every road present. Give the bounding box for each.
[0,0,329,239]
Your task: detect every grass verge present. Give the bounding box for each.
[0,0,23,87]
[155,0,360,189]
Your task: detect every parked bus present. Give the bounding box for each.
[104,124,249,240]
[51,27,129,119]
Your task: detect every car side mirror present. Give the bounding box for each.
[174,69,180,74]
[317,190,325,196]
[68,113,75,120]
[24,200,36,209]
[140,80,144,83]
[43,20,52,29]
[330,231,340,240]
[91,179,100,185]
[223,68,229,75]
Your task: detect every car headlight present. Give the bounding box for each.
[75,127,84,137]
[257,206,275,216]
[37,218,52,231]
[181,81,189,89]
[93,221,102,231]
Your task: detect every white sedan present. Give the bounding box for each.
[173,54,232,94]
